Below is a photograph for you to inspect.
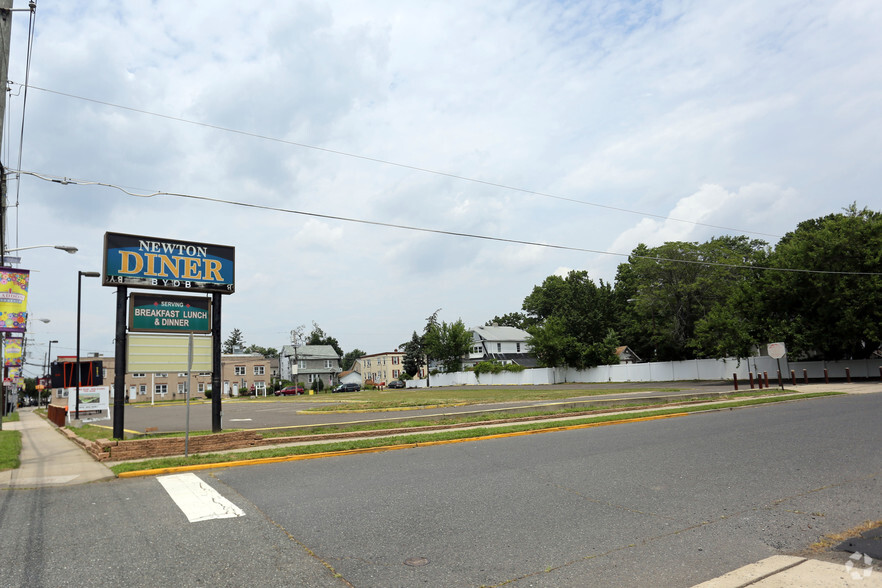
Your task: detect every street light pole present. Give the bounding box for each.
[44,339,58,408]
[75,271,100,420]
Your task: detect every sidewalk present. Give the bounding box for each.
[0,408,116,488]
[693,554,882,587]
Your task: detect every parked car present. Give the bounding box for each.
[277,385,304,396]
[333,382,361,393]
[387,380,406,389]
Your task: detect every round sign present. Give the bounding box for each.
[767,342,787,359]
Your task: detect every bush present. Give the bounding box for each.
[204,389,212,399]
[471,360,526,381]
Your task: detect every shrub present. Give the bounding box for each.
[204,389,212,399]
[472,360,526,381]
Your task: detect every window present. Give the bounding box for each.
[133,373,145,378]
[177,383,186,394]
[234,366,246,376]
[103,368,108,378]
[497,343,502,353]
[155,384,168,396]
[198,383,205,393]
[57,389,69,398]
[298,360,306,369]
[156,373,168,378]
[516,343,521,352]
[255,381,266,391]
[392,356,399,365]
[253,365,265,375]
[139,385,147,394]
[178,372,187,377]
[392,370,399,378]
[198,372,211,377]
[324,360,332,368]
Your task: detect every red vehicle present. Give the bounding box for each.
[276,385,304,396]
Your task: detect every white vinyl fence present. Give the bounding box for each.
[426,357,882,387]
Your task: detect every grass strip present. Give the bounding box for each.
[2,411,20,423]
[0,430,22,471]
[110,391,840,475]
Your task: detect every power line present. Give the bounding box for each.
[17,168,882,277]
[12,81,784,240]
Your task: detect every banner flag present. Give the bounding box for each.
[0,267,30,332]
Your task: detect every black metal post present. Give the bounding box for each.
[211,292,222,432]
[75,272,82,420]
[112,286,127,438]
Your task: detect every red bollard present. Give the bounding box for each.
[791,370,796,386]
[824,368,829,384]
[846,367,851,383]
[764,371,769,388]
[733,373,739,391]
[749,372,755,389]
[803,369,808,384]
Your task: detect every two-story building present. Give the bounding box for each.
[51,352,275,403]
[278,344,341,389]
[354,350,405,386]
[462,325,537,369]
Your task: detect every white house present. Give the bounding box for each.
[462,325,537,369]
[278,344,341,387]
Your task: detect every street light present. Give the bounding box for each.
[76,271,100,420]
[4,244,78,254]
[44,339,58,409]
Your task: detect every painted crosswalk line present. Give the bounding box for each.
[157,473,246,522]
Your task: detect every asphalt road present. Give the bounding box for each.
[92,381,737,433]
[2,392,879,587]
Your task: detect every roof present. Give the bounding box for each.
[280,344,341,359]
[359,350,404,359]
[471,325,530,342]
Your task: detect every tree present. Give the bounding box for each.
[306,321,343,357]
[614,237,768,361]
[485,312,533,330]
[757,204,882,359]
[223,328,245,354]
[401,331,425,377]
[421,311,472,373]
[342,348,366,371]
[522,270,620,369]
[245,345,278,357]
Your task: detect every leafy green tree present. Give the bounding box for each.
[341,348,366,371]
[485,312,533,330]
[245,345,278,357]
[307,322,343,357]
[757,204,882,359]
[615,236,767,361]
[422,311,472,372]
[401,331,425,377]
[522,270,620,368]
[223,328,246,354]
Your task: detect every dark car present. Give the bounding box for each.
[333,382,361,393]
[277,385,304,396]
[387,380,406,389]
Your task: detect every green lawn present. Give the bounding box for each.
[110,392,841,475]
[298,385,683,412]
[0,430,22,471]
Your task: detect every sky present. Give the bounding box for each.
[4,0,881,376]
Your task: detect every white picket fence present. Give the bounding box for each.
[425,357,882,387]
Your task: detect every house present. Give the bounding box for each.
[462,325,537,369]
[615,346,642,364]
[354,350,408,386]
[279,344,342,389]
[338,369,362,386]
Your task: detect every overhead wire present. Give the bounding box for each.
[16,168,882,277]
[11,81,784,240]
[12,1,37,248]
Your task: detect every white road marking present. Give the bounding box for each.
[157,473,245,523]
[228,418,253,422]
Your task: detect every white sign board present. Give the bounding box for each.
[66,386,111,422]
[767,342,787,359]
[127,333,212,372]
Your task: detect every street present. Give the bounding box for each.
[1,392,880,587]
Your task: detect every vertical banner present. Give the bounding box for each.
[0,268,29,332]
[3,336,23,367]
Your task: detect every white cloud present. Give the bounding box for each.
[5,0,882,368]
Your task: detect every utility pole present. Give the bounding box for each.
[0,0,13,425]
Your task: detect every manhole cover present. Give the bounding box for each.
[404,557,429,567]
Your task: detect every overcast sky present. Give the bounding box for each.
[5,0,881,375]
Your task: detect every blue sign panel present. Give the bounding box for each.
[103,232,235,294]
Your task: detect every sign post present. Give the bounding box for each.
[767,342,787,390]
[103,232,235,438]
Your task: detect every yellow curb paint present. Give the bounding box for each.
[115,411,690,478]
